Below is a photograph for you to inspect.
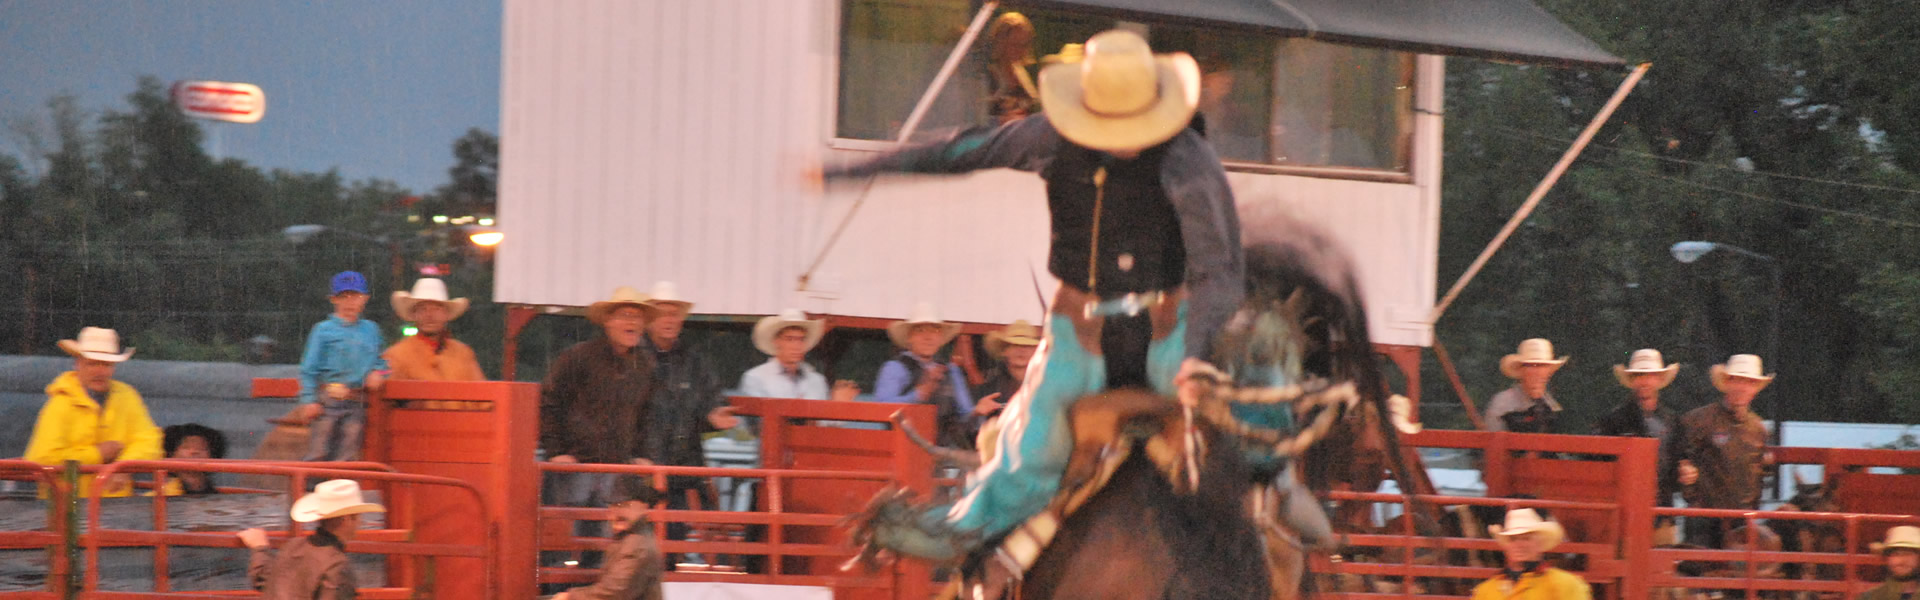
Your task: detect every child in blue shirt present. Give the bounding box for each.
[298,271,388,462]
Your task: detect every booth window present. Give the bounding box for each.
[835,1,1415,174]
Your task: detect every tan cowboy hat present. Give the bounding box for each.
[391,278,469,321]
[887,302,962,349]
[753,308,825,356]
[984,320,1041,359]
[58,327,134,362]
[290,479,386,523]
[1872,526,1920,554]
[646,281,693,311]
[1710,354,1775,392]
[1488,508,1566,552]
[1038,29,1200,153]
[586,286,659,325]
[1613,348,1680,389]
[1499,338,1569,379]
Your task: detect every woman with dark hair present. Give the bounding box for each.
[160,423,227,495]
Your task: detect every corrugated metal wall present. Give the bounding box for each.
[499,0,833,316]
[500,0,1441,345]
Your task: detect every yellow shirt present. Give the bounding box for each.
[1471,567,1592,600]
[25,372,165,497]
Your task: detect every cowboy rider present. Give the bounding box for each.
[816,29,1251,560]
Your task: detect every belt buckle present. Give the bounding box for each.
[1083,291,1163,319]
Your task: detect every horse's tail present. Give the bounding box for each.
[890,410,983,469]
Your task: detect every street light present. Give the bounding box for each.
[467,228,503,247]
[1668,240,1781,363]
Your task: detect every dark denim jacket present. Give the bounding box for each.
[826,114,1245,359]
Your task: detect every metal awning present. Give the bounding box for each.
[1009,0,1624,68]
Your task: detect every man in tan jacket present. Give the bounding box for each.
[382,278,486,409]
[382,278,486,383]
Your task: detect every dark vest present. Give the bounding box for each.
[1040,142,1185,296]
[887,353,972,449]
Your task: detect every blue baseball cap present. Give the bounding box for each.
[330,271,369,296]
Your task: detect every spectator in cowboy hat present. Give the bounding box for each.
[157,423,228,496]
[1592,349,1685,507]
[873,302,978,449]
[25,327,164,497]
[634,281,739,563]
[1674,354,1774,548]
[736,308,858,402]
[974,319,1041,415]
[297,271,388,462]
[541,286,660,527]
[551,476,666,600]
[1861,526,1920,600]
[1483,338,1568,433]
[1472,508,1591,599]
[383,277,486,384]
[238,479,386,599]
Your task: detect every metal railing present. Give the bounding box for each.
[1315,491,1626,598]
[47,460,496,599]
[0,460,69,600]
[536,462,898,590]
[1648,506,1920,597]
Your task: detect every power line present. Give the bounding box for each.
[1483,127,1920,228]
[1486,124,1920,197]
[1638,170,1920,228]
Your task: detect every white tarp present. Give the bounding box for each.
[499,1,1444,346]
[664,582,833,600]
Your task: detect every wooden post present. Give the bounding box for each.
[1432,340,1484,430]
[1429,63,1652,323]
[1617,437,1659,600]
[501,305,540,380]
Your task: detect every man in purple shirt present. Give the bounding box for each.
[872,302,980,448]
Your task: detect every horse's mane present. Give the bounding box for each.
[1232,208,1436,516]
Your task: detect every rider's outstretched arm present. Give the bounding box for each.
[823,114,1062,180]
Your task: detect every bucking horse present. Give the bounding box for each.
[851,211,1426,599]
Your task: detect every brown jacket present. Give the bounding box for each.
[381,334,487,381]
[566,528,664,600]
[249,529,356,599]
[1857,579,1918,600]
[540,336,655,463]
[1676,401,1768,509]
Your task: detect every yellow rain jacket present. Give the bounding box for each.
[1471,567,1592,600]
[24,372,164,497]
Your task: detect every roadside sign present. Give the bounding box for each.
[171,80,265,123]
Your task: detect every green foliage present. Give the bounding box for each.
[0,75,498,366]
[1428,0,1920,429]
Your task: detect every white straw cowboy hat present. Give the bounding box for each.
[391,278,469,321]
[984,320,1042,359]
[290,479,386,523]
[888,302,963,349]
[1872,526,1920,554]
[753,308,825,356]
[1038,29,1201,153]
[1613,348,1680,389]
[1488,508,1566,552]
[586,286,659,325]
[1710,354,1775,392]
[58,327,135,363]
[645,281,693,311]
[1499,338,1569,379]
